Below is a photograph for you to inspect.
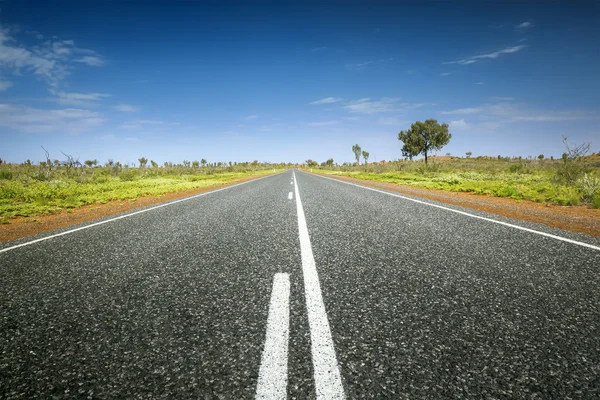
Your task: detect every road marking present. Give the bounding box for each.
[256,273,291,400]
[288,191,293,200]
[293,171,345,399]
[311,172,600,252]
[0,172,282,254]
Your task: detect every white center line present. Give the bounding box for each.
[293,171,345,399]
[256,273,291,400]
[288,191,293,200]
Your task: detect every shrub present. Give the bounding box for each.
[577,174,600,202]
[119,169,138,181]
[592,193,600,209]
[0,169,13,180]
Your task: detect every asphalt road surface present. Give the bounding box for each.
[1,170,599,399]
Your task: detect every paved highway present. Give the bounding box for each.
[1,170,599,399]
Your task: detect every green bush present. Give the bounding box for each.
[0,169,13,180]
[119,169,138,181]
[592,193,600,209]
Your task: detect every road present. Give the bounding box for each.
[1,169,599,399]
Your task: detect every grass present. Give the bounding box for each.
[0,167,280,220]
[309,156,600,207]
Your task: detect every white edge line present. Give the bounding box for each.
[293,171,345,399]
[256,272,290,400]
[0,172,284,254]
[308,172,600,252]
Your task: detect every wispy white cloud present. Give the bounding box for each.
[440,72,451,76]
[450,119,468,129]
[515,21,533,31]
[52,90,111,106]
[441,102,597,124]
[441,107,483,115]
[345,97,397,114]
[346,58,393,70]
[346,98,431,114]
[308,120,340,127]
[244,115,258,120]
[73,55,105,66]
[311,46,328,52]
[0,24,105,87]
[309,97,342,105]
[475,81,484,85]
[114,104,141,112]
[0,103,103,133]
[444,45,526,65]
[490,96,514,101]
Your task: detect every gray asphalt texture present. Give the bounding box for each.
[1,170,599,399]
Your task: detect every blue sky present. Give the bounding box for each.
[0,0,598,165]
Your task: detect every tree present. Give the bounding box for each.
[150,160,158,168]
[138,157,148,168]
[398,130,421,160]
[362,150,369,165]
[325,158,334,167]
[305,159,318,167]
[85,160,94,168]
[397,119,451,164]
[352,144,362,165]
[538,154,544,160]
[192,160,200,168]
[465,151,472,158]
[201,158,207,167]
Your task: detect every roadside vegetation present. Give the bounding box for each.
[307,122,600,208]
[0,152,289,223]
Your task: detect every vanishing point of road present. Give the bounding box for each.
[2,170,599,398]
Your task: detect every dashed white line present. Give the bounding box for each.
[293,171,345,399]
[288,192,293,200]
[256,273,291,400]
[311,172,600,252]
[0,173,282,254]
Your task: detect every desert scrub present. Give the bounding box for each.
[577,174,600,202]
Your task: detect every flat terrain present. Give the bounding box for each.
[1,170,599,398]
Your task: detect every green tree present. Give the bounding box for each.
[138,157,148,168]
[362,150,369,165]
[150,160,158,168]
[538,154,544,160]
[465,151,472,159]
[192,160,200,168]
[325,158,334,167]
[352,144,362,165]
[201,158,207,167]
[84,160,94,168]
[305,159,318,167]
[398,130,421,160]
